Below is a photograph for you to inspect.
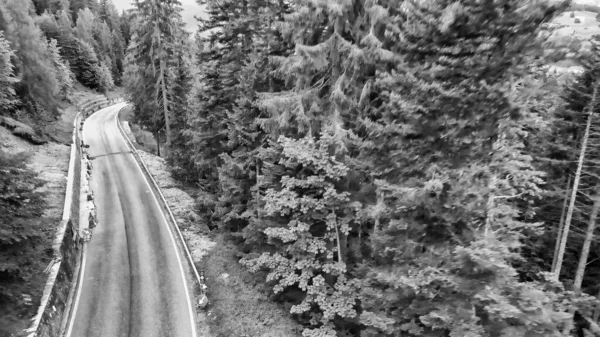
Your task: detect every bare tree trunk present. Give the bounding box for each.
[555,84,598,279]
[334,219,343,264]
[330,16,342,89]
[484,175,498,237]
[563,188,600,334]
[552,175,572,273]
[573,192,599,293]
[155,129,161,157]
[159,61,171,157]
[255,157,260,217]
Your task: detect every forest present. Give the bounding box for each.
[123,0,600,335]
[5,0,600,336]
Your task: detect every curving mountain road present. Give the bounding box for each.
[65,103,196,337]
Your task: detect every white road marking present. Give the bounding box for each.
[65,242,87,337]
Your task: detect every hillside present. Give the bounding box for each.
[0,91,109,337]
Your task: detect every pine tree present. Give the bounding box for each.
[126,0,185,157]
[183,45,231,216]
[216,50,269,234]
[168,29,193,177]
[110,28,125,85]
[182,0,282,226]
[119,10,132,46]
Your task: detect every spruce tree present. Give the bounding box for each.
[125,0,185,157]
[182,0,267,219]
[168,29,193,178]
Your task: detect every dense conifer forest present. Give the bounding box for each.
[9,0,600,336]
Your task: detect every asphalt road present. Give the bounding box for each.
[66,103,196,337]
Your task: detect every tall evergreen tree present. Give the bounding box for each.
[179,0,291,228]
[125,0,185,157]
[169,29,193,174]
[110,28,125,85]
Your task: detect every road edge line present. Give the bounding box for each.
[114,105,199,337]
[63,244,87,337]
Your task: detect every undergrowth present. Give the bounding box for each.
[203,235,302,337]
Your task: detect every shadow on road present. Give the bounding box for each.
[88,151,133,160]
